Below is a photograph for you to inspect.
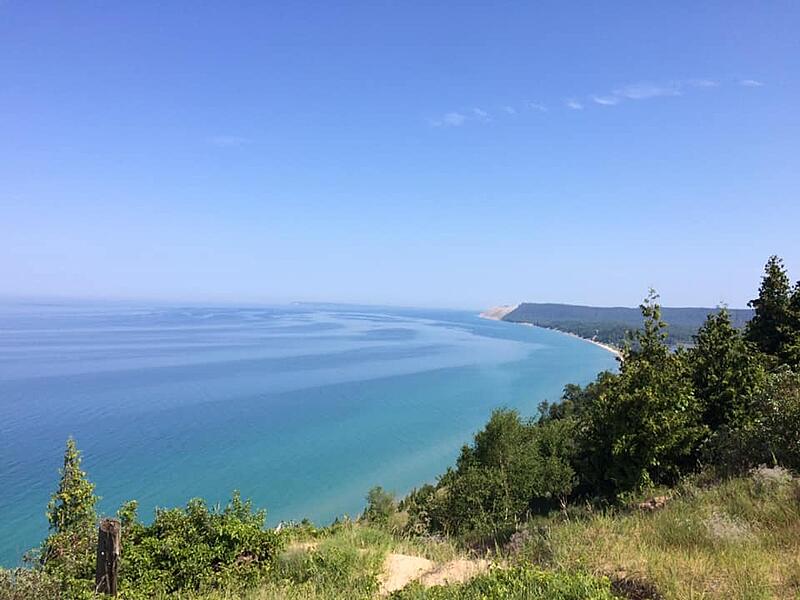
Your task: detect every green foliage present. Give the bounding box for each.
[746,255,799,365]
[786,281,800,366]
[39,437,98,599]
[690,308,767,431]
[705,367,800,474]
[389,566,616,600]
[0,567,62,600]
[46,437,98,536]
[362,486,397,526]
[579,292,706,497]
[538,383,592,422]
[424,409,576,537]
[399,485,438,536]
[117,492,284,598]
[275,525,388,597]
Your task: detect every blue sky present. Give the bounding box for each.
[1,2,798,308]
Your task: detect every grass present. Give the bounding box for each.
[167,522,465,600]
[510,470,800,599]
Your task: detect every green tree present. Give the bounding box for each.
[40,438,99,598]
[706,366,800,473]
[783,282,800,366]
[363,486,397,525]
[746,256,793,358]
[579,292,706,496]
[690,308,767,432]
[46,437,97,535]
[429,409,576,537]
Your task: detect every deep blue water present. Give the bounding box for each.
[0,303,617,566]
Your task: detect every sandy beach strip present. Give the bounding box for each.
[479,307,623,359]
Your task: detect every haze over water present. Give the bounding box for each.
[0,303,617,565]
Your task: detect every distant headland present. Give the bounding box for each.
[482,302,754,349]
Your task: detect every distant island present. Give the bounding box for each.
[484,302,753,347]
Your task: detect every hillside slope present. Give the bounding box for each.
[184,470,799,599]
[503,303,753,346]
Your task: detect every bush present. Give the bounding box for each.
[423,409,577,538]
[0,568,62,600]
[704,367,800,474]
[389,566,616,600]
[117,492,284,598]
[399,484,438,536]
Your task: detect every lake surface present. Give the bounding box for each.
[0,302,617,565]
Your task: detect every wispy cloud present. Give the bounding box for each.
[613,81,682,100]
[431,112,468,127]
[588,78,717,108]
[209,135,250,147]
[429,76,757,127]
[430,108,492,127]
[591,94,619,106]
[686,78,719,88]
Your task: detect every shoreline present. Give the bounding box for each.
[547,327,623,359]
[479,310,623,359]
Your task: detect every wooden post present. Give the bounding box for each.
[95,518,121,596]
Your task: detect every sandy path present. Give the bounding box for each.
[379,554,435,595]
[379,553,489,595]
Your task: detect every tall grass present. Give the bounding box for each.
[510,471,800,599]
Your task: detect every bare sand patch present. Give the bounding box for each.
[379,553,489,595]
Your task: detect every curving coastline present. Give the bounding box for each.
[479,305,623,359]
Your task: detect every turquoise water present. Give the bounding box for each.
[0,303,617,566]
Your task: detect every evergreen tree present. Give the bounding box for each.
[39,438,98,595]
[690,308,767,432]
[746,255,792,357]
[47,437,97,535]
[579,291,706,496]
[783,282,800,366]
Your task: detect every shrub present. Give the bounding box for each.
[424,409,577,538]
[399,484,437,536]
[117,491,284,598]
[0,568,62,600]
[704,367,800,474]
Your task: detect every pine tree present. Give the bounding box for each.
[746,256,792,357]
[784,282,800,366]
[47,437,97,534]
[690,308,766,431]
[580,291,705,496]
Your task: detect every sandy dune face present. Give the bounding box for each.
[479,304,518,320]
